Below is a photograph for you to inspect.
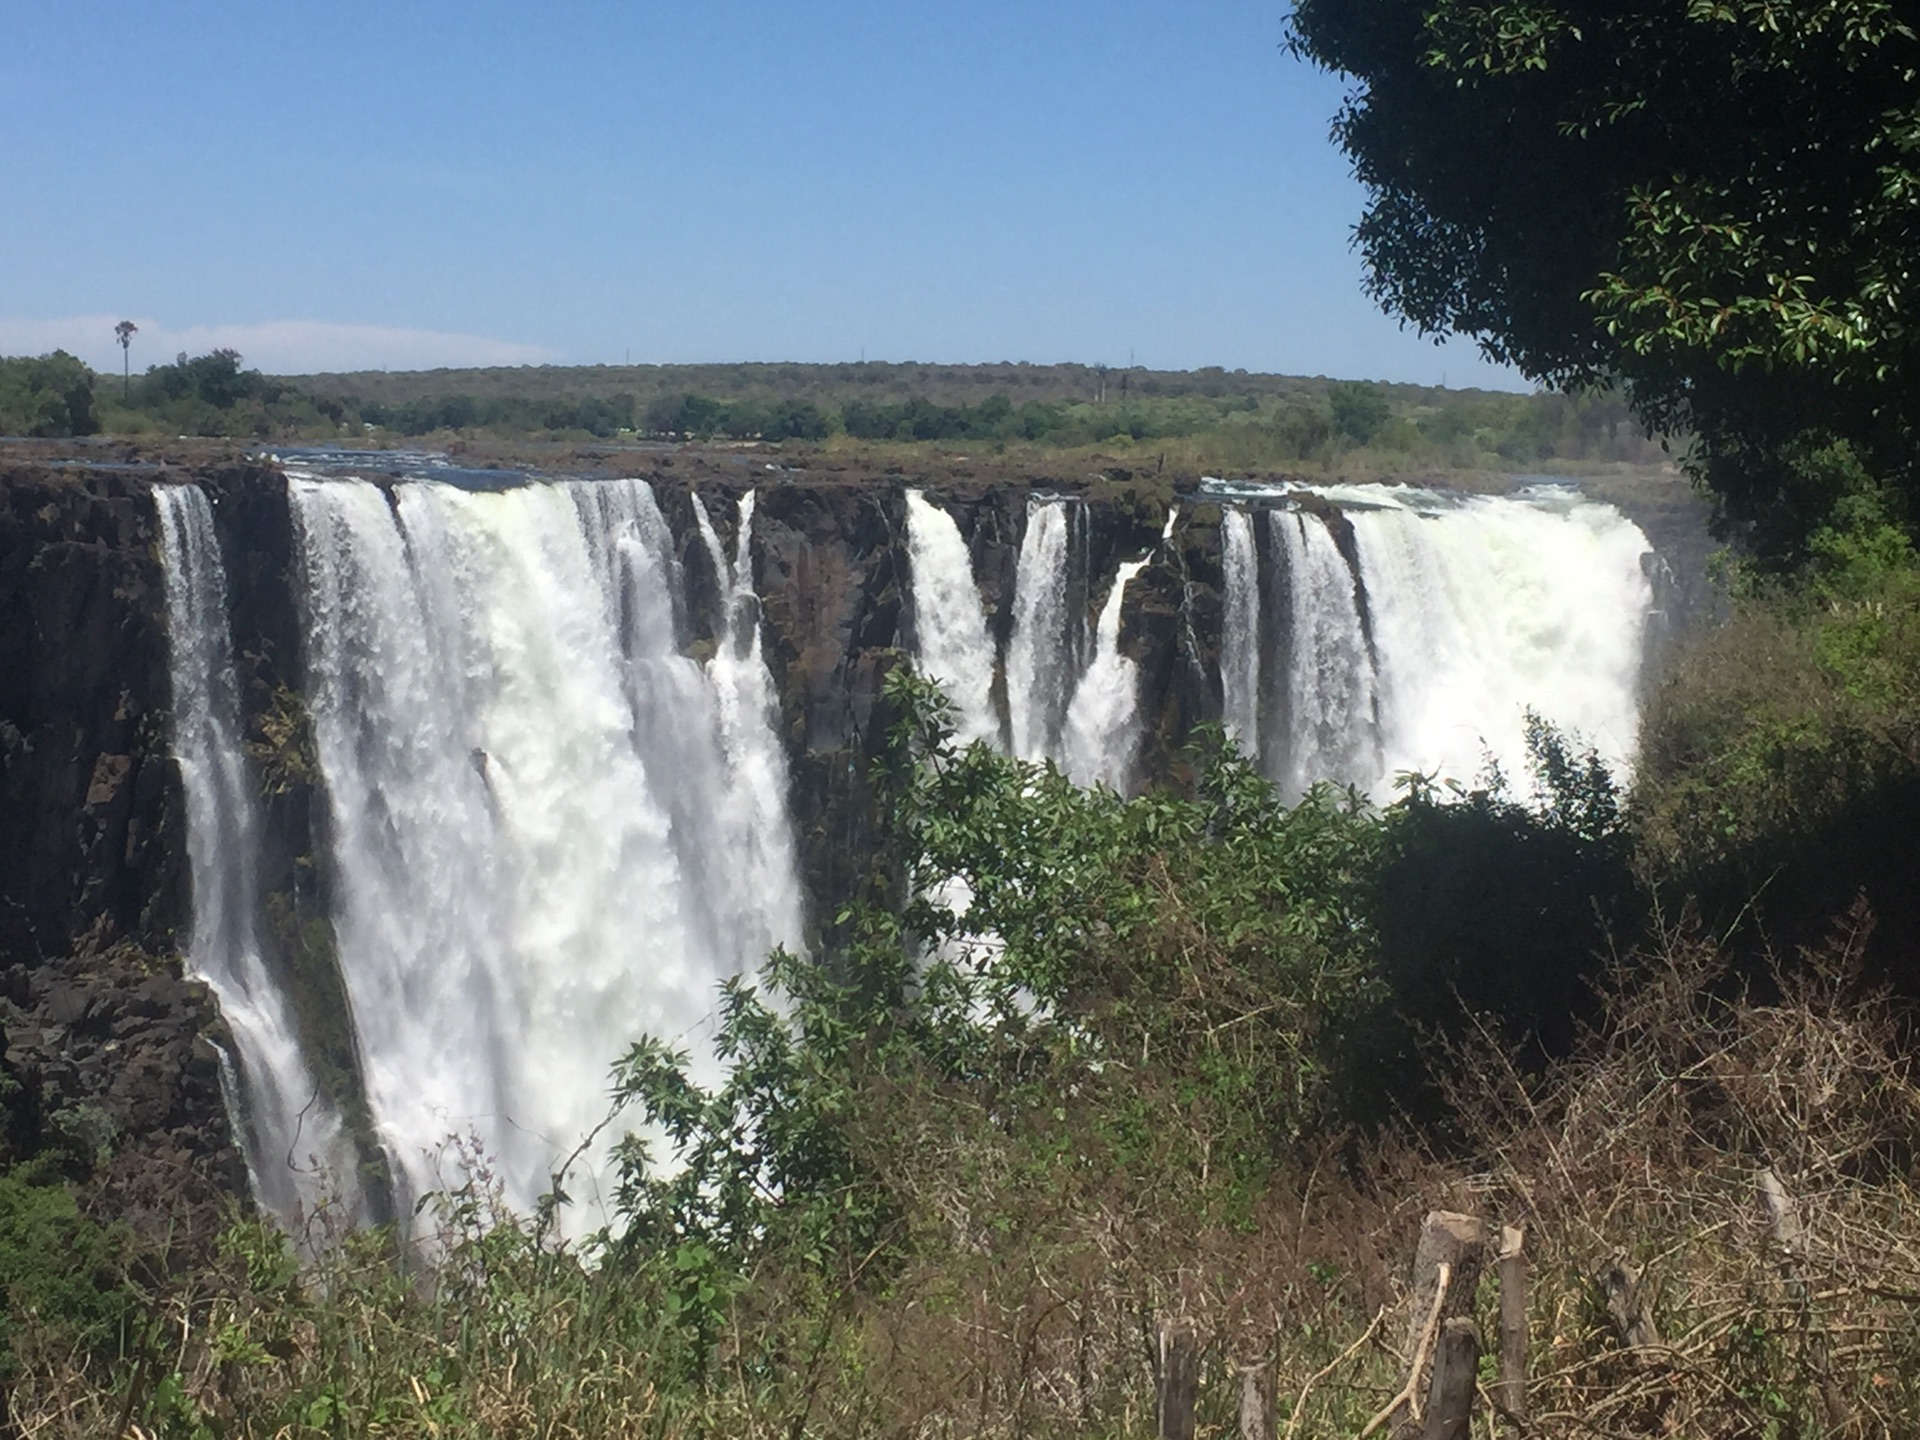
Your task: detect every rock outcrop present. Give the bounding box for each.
[0,459,244,1248]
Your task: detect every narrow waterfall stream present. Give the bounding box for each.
[1005,497,1079,762]
[1220,507,1262,759]
[154,484,352,1225]
[1062,557,1150,791]
[1272,509,1381,798]
[904,490,1002,748]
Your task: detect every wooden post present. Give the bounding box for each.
[1757,1167,1846,1428]
[1420,1318,1480,1440]
[1238,1357,1276,1440]
[1599,1254,1661,1358]
[1396,1213,1487,1436]
[1494,1224,1527,1424]
[1363,1213,1488,1440]
[1156,1317,1199,1440]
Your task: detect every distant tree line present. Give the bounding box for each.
[0,349,1665,468]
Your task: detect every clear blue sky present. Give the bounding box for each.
[2,1,1523,386]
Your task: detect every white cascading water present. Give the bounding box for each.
[288,474,801,1235]
[154,484,351,1226]
[1220,507,1261,760]
[1272,510,1380,798]
[1218,483,1652,798]
[688,491,806,964]
[1344,484,1651,788]
[1005,497,1076,762]
[904,490,1002,748]
[1062,557,1150,790]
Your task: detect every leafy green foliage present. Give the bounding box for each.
[1634,542,1920,968]
[1359,715,1640,1121]
[1328,380,1390,443]
[0,1167,133,1378]
[0,352,98,437]
[605,669,1388,1347]
[1287,0,1920,563]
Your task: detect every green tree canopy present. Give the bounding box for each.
[1287,0,1920,563]
[0,352,98,438]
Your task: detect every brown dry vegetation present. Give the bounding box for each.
[5,912,1916,1439]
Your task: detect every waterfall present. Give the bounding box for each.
[1272,511,1379,799]
[1220,508,1261,759]
[157,462,1655,1240]
[904,490,1001,747]
[154,484,350,1225]
[1214,482,1652,798]
[287,473,801,1235]
[1006,497,1077,762]
[1062,557,1150,791]
[688,491,806,966]
[1342,483,1651,790]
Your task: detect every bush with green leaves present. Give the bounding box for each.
[607,671,1387,1318]
[1634,511,1920,970]
[0,1166,134,1381]
[0,352,97,438]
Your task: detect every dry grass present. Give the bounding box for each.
[6,919,1916,1438]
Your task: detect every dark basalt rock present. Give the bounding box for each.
[0,944,247,1248]
[0,465,185,962]
[1,462,243,1253]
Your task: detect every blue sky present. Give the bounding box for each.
[2,2,1523,386]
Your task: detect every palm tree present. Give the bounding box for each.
[114,321,137,401]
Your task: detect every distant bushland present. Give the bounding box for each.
[0,348,1672,475]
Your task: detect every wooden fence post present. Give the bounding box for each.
[1494,1224,1528,1425]
[1599,1253,1661,1359]
[1757,1167,1846,1428]
[1362,1211,1488,1440]
[1156,1317,1199,1440]
[1421,1318,1480,1440]
[1238,1357,1276,1440]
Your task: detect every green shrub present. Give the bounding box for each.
[0,1168,134,1378]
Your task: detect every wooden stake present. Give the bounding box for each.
[1757,1167,1846,1428]
[1420,1318,1480,1440]
[1377,1212,1488,1438]
[1238,1357,1276,1440]
[1494,1224,1528,1425]
[1157,1317,1199,1440]
[1599,1254,1661,1358]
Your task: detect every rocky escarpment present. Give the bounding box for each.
[0,460,246,1246]
[1,448,1714,1232]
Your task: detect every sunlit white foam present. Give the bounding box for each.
[904,490,1002,748]
[1006,497,1075,762]
[1063,557,1149,791]
[1216,481,1653,799]
[289,474,800,1237]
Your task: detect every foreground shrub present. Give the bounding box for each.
[1634,551,1920,978]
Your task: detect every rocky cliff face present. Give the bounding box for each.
[0,460,246,1245]
[0,450,1711,1227]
